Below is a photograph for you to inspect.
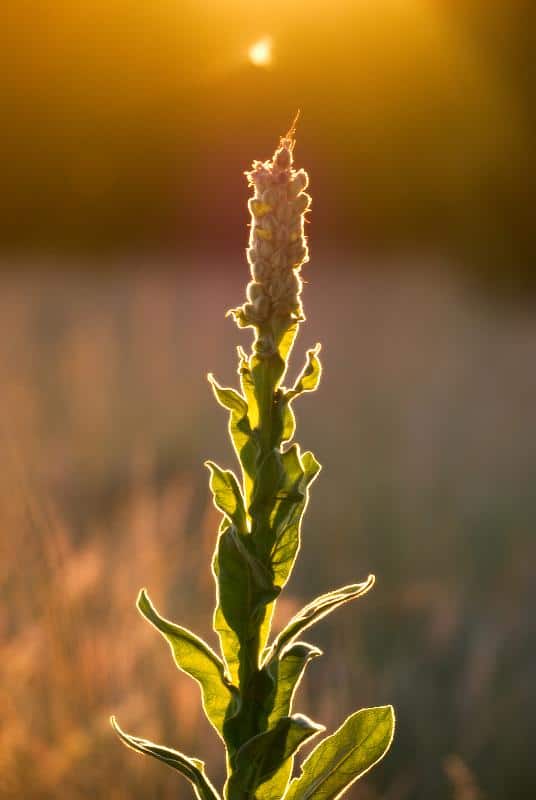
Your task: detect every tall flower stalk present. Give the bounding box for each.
[112,127,395,800]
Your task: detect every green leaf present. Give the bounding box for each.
[277,346,322,445]
[302,450,322,485]
[207,375,247,417]
[264,641,322,728]
[269,449,321,590]
[239,348,260,430]
[281,401,296,443]
[285,706,395,800]
[136,590,238,739]
[252,447,321,659]
[111,717,221,800]
[265,576,375,663]
[227,714,324,800]
[266,446,305,547]
[275,321,299,366]
[206,461,247,533]
[250,448,286,522]
[208,373,258,503]
[253,446,318,564]
[287,344,322,399]
[226,641,321,770]
[213,526,279,686]
[247,446,319,657]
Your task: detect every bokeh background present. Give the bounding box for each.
[1,2,535,799]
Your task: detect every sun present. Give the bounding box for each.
[248,37,272,67]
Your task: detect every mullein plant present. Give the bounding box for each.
[112,126,395,800]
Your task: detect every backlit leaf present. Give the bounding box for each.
[264,641,322,727]
[270,449,321,590]
[265,576,375,663]
[137,590,238,738]
[207,375,247,417]
[208,373,258,503]
[227,714,324,800]
[206,461,247,533]
[213,526,279,687]
[111,717,221,800]
[285,706,395,800]
[287,345,322,399]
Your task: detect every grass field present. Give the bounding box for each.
[1,258,535,799]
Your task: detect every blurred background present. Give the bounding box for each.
[0,1,535,799]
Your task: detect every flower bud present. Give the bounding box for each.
[287,243,308,268]
[250,259,270,282]
[293,192,311,215]
[288,170,308,198]
[247,281,264,303]
[284,271,300,295]
[254,294,271,319]
[262,188,279,207]
[256,227,273,241]
[258,240,273,259]
[275,146,292,170]
[237,133,311,331]
[249,199,272,218]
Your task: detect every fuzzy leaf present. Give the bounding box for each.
[227,641,322,765]
[249,448,285,522]
[253,448,320,659]
[228,714,324,799]
[111,717,220,800]
[278,346,321,445]
[270,449,321,589]
[206,461,247,532]
[239,349,260,429]
[287,345,322,399]
[253,447,319,566]
[245,446,318,658]
[136,590,238,738]
[281,401,296,443]
[213,526,279,686]
[264,641,322,727]
[207,375,247,417]
[265,576,375,663]
[285,706,395,800]
[302,450,322,482]
[208,373,258,503]
[276,321,299,366]
[266,446,305,546]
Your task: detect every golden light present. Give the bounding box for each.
[248,37,272,67]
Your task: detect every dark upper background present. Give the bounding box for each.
[1,0,535,294]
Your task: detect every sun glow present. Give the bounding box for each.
[248,37,272,67]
